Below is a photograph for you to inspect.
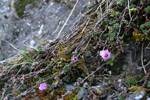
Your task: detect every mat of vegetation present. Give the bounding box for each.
[0,0,150,100]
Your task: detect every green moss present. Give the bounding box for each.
[126,78,138,85]
[14,0,37,17]
[64,90,78,100]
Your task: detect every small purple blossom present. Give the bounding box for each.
[100,49,111,61]
[72,57,78,63]
[39,83,47,91]
[30,48,34,52]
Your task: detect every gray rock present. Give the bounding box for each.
[78,87,88,100]
[64,84,74,91]
[83,97,90,100]
[0,0,95,60]
[115,79,127,92]
[147,97,150,100]
[125,91,146,100]
[85,51,92,57]
[83,82,89,89]
[90,84,106,92]
[78,82,89,100]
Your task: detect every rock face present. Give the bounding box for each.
[125,91,146,100]
[0,0,95,60]
[78,82,89,100]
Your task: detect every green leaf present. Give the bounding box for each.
[140,0,144,5]
[115,11,120,16]
[21,52,34,62]
[15,69,19,72]
[7,94,10,98]
[81,72,86,77]
[124,20,128,24]
[118,97,123,100]
[119,36,123,39]
[140,24,145,29]
[126,79,138,85]
[18,94,22,98]
[106,60,113,66]
[29,73,32,76]
[114,23,119,30]
[142,29,147,34]
[111,55,115,61]
[130,4,136,9]
[111,43,114,46]
[147,81,150,88]
[106,56,115,66]
[94,32,98,35]
[104,18,109,23]
[38,48,42,52]
[64,77,70,83]
[110,37,114,41]
[21,84,27,90]
[145,6,150,13]
[126,79,131,85]
[38,77,45,82]
[112,20,116,24]
[63,66,69,72]
[146,22,150,28]
[87,4,93,9]
[140,1,144,5]
[52,66,56,70]
[111,32,116,37]
[46,69,51,73]
[148,0,150,4]
[119,0,125,6]
[120,40,124,44]
[103,34,107,37]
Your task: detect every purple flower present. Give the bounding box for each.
[72,57,78,63]
[39,83,47,91]
[100,49,111,61]
[30,48,34,52]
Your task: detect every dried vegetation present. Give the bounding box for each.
[0,0,150,100]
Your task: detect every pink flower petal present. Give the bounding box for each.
[30,48,34,52]
[72,57,78,63]
[100,49,111,61]
[39,83,47,91]
[100,50,105,57]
